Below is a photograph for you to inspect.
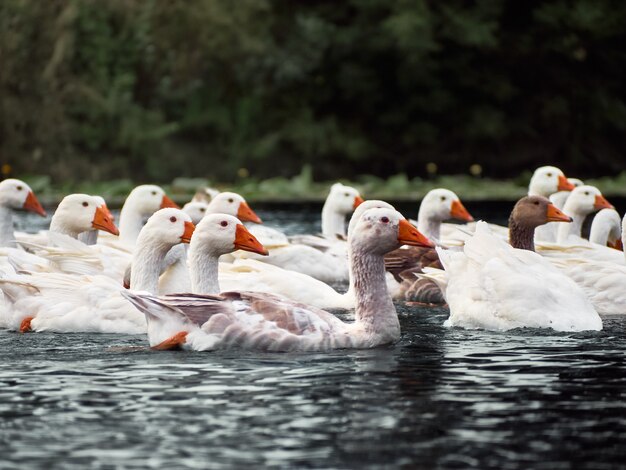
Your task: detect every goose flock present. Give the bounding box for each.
[0,165,622,352]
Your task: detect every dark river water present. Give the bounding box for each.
[1,204,625,469]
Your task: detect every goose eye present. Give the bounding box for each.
[547,172,553,178]
[534,201,540,206]
[345,193,350,197]
[584,191,589,196]
[227,198,234,203]
[170,216,177,223]
[200,208,206,212]
[152,191,157,196]
[381,216,390,224]
[440,196,446,201]
[82,202,89,207]
[220,221,228,227]
[16,185,22,191]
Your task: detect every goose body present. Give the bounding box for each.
[123,208,434,352]
[426,197,601,332]
[543,213,626,315]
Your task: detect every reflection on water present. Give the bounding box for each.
[1,207,625,469]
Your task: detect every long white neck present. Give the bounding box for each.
[350,243,399,342]
[130,237,174,293]
[119,201,146,245]
[321,202,346,238]
[417,207,441,242]
[78,230,98,245]
[590,217,620,246]
[189,244,220,294]
[550,191,570,210]
[0,205,16,247]
[558,202,587,243]
[49,216,81,239]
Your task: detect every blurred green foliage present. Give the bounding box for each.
[1,0,625,184]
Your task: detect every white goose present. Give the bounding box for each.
[218,200,396,309]
[542,213,626,315]
[103,184,179,247]
[0,208,193,333]
[589,208,623,250]
[538,177,584,243]
[233,184,364,283]
[425,196,601,332]
[555,185,613,244]
[123,207,433,352]
[10,195,127,279]
[0,179,47,248]
[0,210,268,334]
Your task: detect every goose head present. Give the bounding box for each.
[327,183,364,215]
[0,178,47,216]
[192,187,220,203]
[420,188,473,223]
[528,166,575,197]
[206,192,262,223]
[351,208,433,256]
[124,185,179,215]
[347,200,395,238]
[52,194,119,236]
[191,214,268,256]
[183,201,209,225]
[564,186,613,215]
[511,196,572,229]
[139,208,195,247]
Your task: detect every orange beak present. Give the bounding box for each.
[450,200,474,222]
[608,239,623,251]
[557,175,576,191]
[102,204,115,222]
[92,205,120,235]
[234,224,269,255]
[237,201,262,224]
[23,191,47,217]
[398,219,434,247]
[545,203,572,223]
[181,221,195,243]
[353,195,365,210]
[594,194,613,211]
[161,194,179,209]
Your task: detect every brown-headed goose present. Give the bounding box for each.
[422,196,601,331]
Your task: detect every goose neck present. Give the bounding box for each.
[0,205,16,247]
[131,238,172,293]
[49,217,80,239]
[119,203,145,245]
[189,244,220,294]
[417,208,441,242]
[508,218,536,251]
[557,203,586,243]
[78,230,98,245]
[321,202,346,238]
[350,244,399,340]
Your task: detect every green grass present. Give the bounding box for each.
[18,170,626,207]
